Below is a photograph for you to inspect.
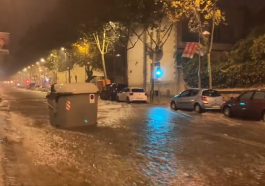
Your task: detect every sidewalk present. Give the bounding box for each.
[147,96,172,105]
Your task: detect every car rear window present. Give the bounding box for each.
[117,84,127,91]
[253,91,265,100]
[132,88,145,93]
[202,90,221,97]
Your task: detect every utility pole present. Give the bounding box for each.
[150,32,154,102]
[198,33,201,88]
[207,0,217,89]
[64,51,71,83]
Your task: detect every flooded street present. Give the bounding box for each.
[0,86,265,186]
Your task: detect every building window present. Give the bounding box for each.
[181,21,199,42]
[213,25,235,44]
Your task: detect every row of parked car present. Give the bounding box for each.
[17,83,49,92]
[100,83,147,103]
[99,83,265,121]
[170,88,265,121]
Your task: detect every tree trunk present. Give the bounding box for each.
[52,71,57,83]
[85,65,95,82]
[101,54,108,85]
[123,47,128,84]
[207,0,217,89]
[150,52,156,102]
[207,53,212,88]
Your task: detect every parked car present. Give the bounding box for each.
[170,88,224,113]
[222,90,265,121]
[116,87,147,103]
[100,83,127,101]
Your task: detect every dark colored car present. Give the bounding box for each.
[100,83,127,101]
[221,90,265,121]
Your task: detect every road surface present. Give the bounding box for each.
[0,86,265,186]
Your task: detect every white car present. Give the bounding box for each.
[116,87,147,103]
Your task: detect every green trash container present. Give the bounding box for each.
[46,83,99,128]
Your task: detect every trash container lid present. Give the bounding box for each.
[54,83,99,94]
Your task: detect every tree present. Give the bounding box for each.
[91,25,115,85]
[177,25,265,88]
[123,0,178,102]
[43,50,61,83]
[69,39,102,82]
[169,0,225,88]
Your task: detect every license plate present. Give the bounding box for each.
[212,105,220,108]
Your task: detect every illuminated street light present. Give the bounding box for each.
[61,47,65,51]
[202,31,210,36]
[50,53,53,56]
[36,62,39,65]
[41,58,45,62]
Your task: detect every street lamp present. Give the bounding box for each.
[198,30,211,88]
[61,47,65,51]
[41,58,45,62]
[203,31,210,36]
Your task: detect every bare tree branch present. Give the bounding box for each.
[129,26,153,51]
[146,29,158,47]
[160,24,174,48]
[160,23,173,43]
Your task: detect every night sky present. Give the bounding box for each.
[0,0,264,76]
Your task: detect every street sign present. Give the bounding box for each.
[90,94,95,103]
[148,49,163,61]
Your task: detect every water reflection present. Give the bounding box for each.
[139,107,178,185]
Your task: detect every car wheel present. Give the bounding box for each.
[170,101,177,110]
[116,96,120,102]
[126,97,130,104]
[194,104,202,113]
[223,107,232,118]
[262,111,265,122]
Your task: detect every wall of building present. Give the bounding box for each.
[55,64,104,85]
[56,64,86,84]
[127,22,187,96]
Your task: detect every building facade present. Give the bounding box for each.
[55,64,104,84]
[127,6,245,96]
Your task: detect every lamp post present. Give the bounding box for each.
[62,47,71,83]
[198,33,201,88]
[198,31,210,88]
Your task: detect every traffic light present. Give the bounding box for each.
[155,67,162,78]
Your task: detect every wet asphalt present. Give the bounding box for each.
[0,86,265,186]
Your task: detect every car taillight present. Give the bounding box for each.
[201,96,207,101]
[129,93,134,96]
[145,93,147,96]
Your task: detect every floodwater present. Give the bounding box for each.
[0,87,265,186]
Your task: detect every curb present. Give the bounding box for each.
[147,102,169,106]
